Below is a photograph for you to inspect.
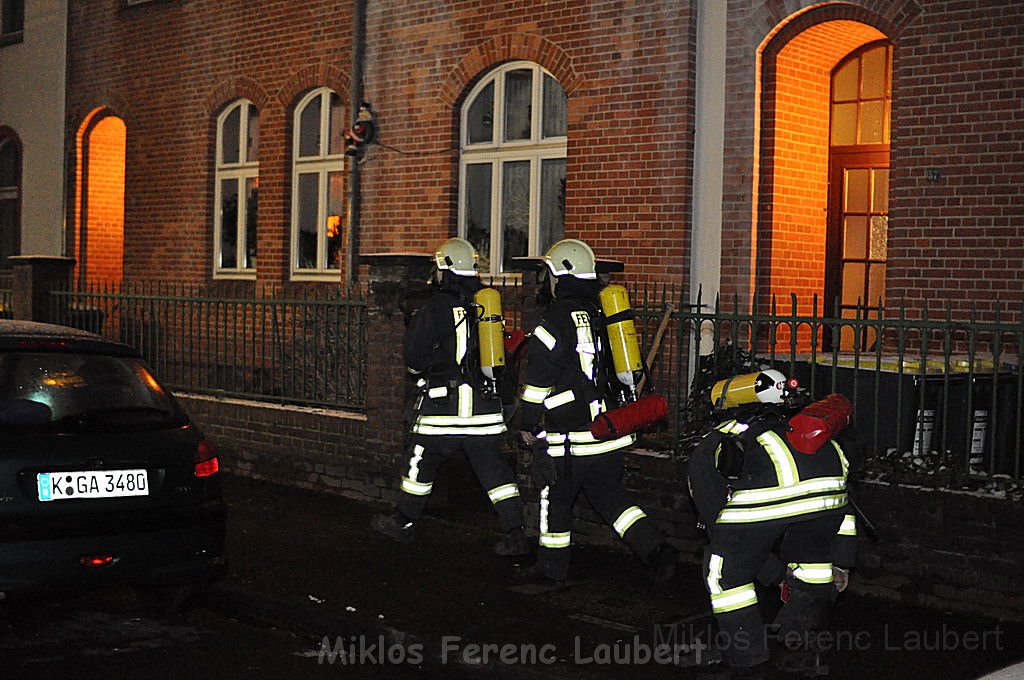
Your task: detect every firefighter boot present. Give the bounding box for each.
[494,527,531,556]
[370,511,415,545]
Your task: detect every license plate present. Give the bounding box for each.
[37,469,149,502]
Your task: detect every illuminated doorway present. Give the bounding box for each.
[759,18,891,352]
[75,109,126,285]
[826,43,892,351]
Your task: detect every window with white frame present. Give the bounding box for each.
[0,0,24,46]
[214,99,259,276]
[291,88,346,277]
[0,133,20,268]
[459,61,567,275]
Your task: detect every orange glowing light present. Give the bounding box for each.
[326,215,341,239]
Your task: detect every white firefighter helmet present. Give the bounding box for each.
[543,239,597,280]
[434,237,479,277]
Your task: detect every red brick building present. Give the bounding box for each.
[60,0,1022,323]
[39,1,1024,611]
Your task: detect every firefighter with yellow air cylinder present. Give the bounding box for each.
[371,237,530,557]
[687,370,861,679]
[516,238,678,587]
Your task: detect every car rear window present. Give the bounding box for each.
[0,352,186,430]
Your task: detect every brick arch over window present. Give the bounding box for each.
[68,92,132,133]
[758,1,916,54]
[203,77,273,118]
[719,0,919,312]
[439,34,580,107]
[278,65,350,113]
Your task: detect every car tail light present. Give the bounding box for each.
[194,438,220,478]
[80,554,117,567]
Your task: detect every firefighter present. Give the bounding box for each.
[370,237,529,557]
[687,373,859,678]
[517,238,678,586]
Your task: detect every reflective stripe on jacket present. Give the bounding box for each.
[716,420,849,524]
[519,284,629,455]
[404,282,505,436]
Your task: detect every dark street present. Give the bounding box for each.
[7,474,1014,679]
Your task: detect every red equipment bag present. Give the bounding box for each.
[786,393,853,454]
[591,394,670,440]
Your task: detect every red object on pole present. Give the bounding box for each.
[591,394,670,440]
[786,393,853,454]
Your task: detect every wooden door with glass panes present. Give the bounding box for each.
[825,41,891,352]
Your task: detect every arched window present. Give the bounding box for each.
[827,42,892,351]
[214,99,259,276]
[459,62,567,275]
[291,87,346,277]
[0,131,20,269]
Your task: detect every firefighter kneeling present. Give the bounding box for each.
[688,372,859,679]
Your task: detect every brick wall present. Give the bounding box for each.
[887,0,1024,318]
[720,0,1024,323]
[65,0,1024,318]
[65,0,696,291]
[183,388,1024,619]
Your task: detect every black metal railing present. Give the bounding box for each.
[49,282,368,410]
[640,289,1022,482]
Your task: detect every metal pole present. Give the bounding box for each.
[345,0,368,289]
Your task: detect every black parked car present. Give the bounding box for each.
[0,320,225,602]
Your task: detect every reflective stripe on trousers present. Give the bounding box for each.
[707,553,758,614]
[538,486,571,548]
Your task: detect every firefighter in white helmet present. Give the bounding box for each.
[371,237,529,557]
[516,238,678,586]
[687,371,860,678]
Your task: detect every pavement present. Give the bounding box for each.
[206,472,1024,680]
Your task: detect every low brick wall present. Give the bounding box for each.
[180,395,392,501]
[182,391,1024,621]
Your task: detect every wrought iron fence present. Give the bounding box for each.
[49,282,368,410]
[631,289,1022,483]
[36,276,1022,482]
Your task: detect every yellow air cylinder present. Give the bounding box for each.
[710,370,788,410]
[599,284,642,387]
[474,287,505,380]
